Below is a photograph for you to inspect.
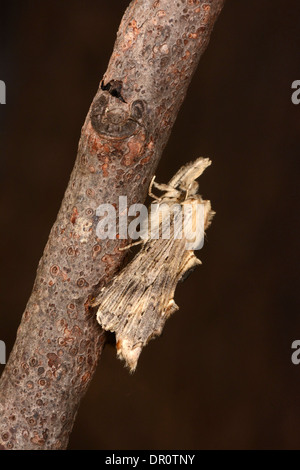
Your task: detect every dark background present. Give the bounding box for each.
[0,0,299,450]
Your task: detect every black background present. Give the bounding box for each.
[0,1,299,450]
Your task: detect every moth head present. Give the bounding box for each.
[168,157,211,192]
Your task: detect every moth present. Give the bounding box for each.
[92,157,214,372]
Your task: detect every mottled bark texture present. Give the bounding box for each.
[0,0,224,450]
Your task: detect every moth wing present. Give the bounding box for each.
[95,237,194,372]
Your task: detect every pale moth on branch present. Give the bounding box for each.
[92,158,214,372]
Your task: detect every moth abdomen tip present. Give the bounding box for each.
[116,338,142,373]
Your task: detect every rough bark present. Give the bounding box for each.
[0,0,224,450]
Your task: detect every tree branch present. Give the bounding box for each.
[0,0,224,450]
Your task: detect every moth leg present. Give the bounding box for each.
[149,176,181,201]
[148,175,161,201]
[184,183,192,200]
[118,239,144,251]
[153,181,181,200]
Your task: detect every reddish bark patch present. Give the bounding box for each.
[47,353,61,370]
[70,207,79,225]
[102,163,109,177]
[81,372,90,384]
